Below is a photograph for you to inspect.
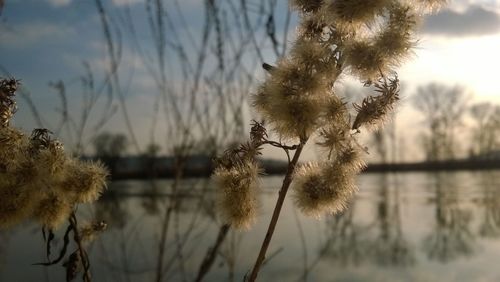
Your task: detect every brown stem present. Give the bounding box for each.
[262,139,299,151]
[155,205,173,282]
[247,140,306,281]
[155,158,184,282]
[195,224,231,282]
[69,212,91,282]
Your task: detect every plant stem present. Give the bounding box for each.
[195,223,231,282]
[247,141,306,281]
[69,212,91,282]
[155,159,183,282]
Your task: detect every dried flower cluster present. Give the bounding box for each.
[293,161,354,217]
[352,76,400,130]
[79,221,108,243]
[213,143,260,228]
[214,0,446,228]
[213,122,267,228]
[0,78,108,230]
[212,122,265,229]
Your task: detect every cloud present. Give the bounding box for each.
[111,0,200,7]
[47,0,71,7]
[422,5,500,37]
[0,22,74,48]
[111,0,142,6]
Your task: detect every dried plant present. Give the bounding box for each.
[212,0,447,281]
[0,78,108,281]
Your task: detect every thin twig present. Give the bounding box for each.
[247,139,307,281]
[69,212,91,282]
[195,224,231,282]
[262,139,299,151]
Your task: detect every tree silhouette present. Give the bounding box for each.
[323,206,369,266]
[469,103,500,157]
[93,132,128,174]
[412,83,470,160]
[422,174,475,262]
[367,174,415,266]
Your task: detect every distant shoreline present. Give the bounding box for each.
[86,156,500,180]
[364,159,500,173]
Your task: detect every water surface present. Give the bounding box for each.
[2,171,500,282]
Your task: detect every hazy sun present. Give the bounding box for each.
[401,34,500,102]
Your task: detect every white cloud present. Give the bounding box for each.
[63,43,148,75]
[111,0,143,7]
[111,0,200,7]
[423,5,500,37]
[0,22,74,48]
[47,0,71,7]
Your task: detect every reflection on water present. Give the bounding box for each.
[3,172,500,281]
[323,174,416,268]
[422,174,475,263]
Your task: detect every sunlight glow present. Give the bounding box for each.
[402,35,500,102]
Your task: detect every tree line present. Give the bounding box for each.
[369,82,500,163]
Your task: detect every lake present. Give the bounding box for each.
[2,171,500,281]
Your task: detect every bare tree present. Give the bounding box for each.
[93,132,128,158]
[412,83,470,161]
[469,102,500,157]
[368,174,414,266]
[93,131,128,174]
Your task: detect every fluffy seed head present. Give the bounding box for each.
[317,117,351,158]
[291,0,324,13]
[0,78,18,128]
[293,162,327,217]
[7,153,37,187]
[57,161,108,204]
[0,184,37,228]
[321,162,358,200]
[216,0,445,229]
[277,94,327,139]
[375,2,417,60]
[298,16,327,39]
[291,39,332,73]
[213,161,260,229]
[344,40,388,82]
[0,127,27,168]
[253,73,328,140]
[352,76,400,130]
[337,146,366,173]
[33,141,67,181]
[323,95,348,123]
[79,221,107,243]
[327,0,389,27]
[293,162,356,217]
[0,77,109,231]
[33,194,72,230]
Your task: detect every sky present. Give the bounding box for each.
[1,0,499,161]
